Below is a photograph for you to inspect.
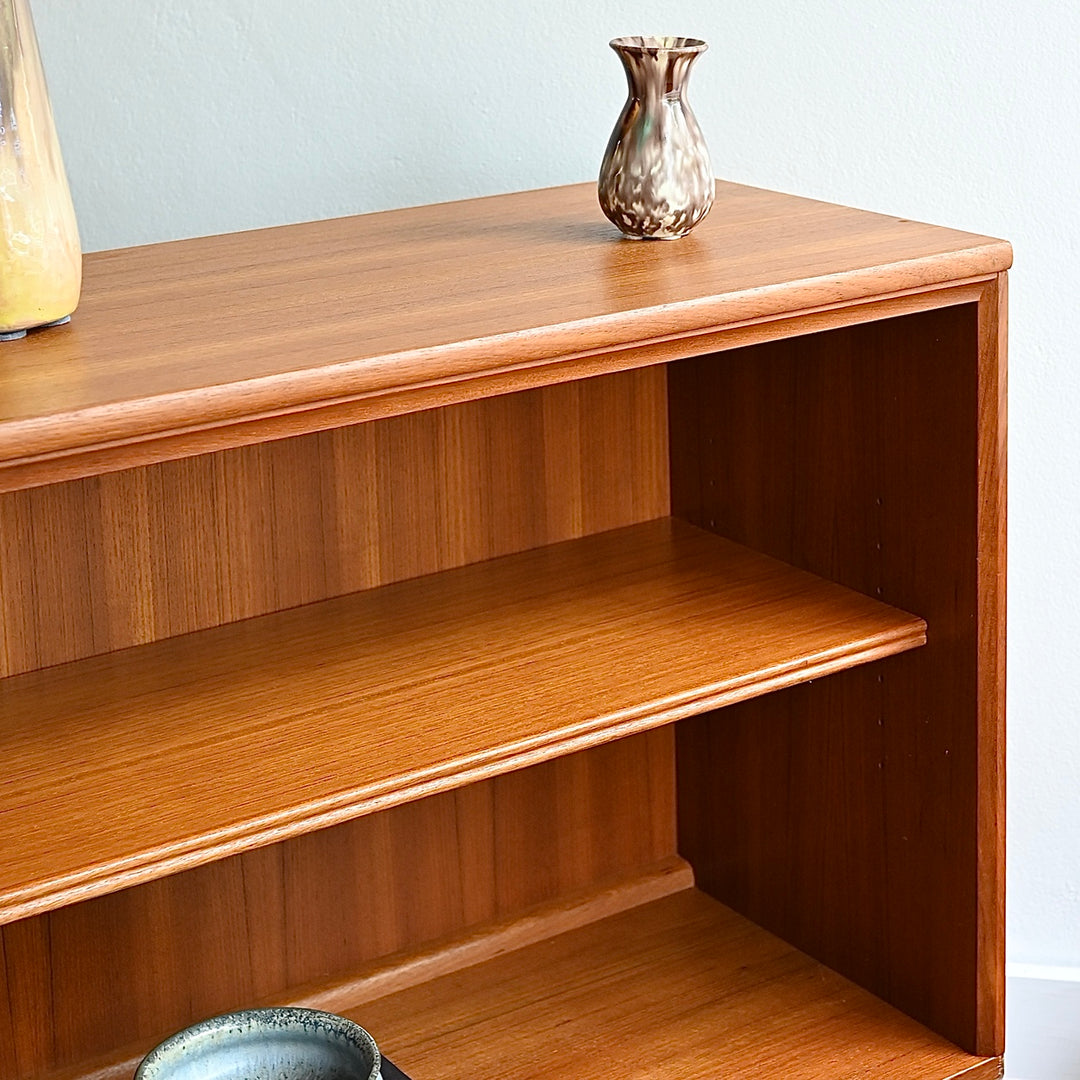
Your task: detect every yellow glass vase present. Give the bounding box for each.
[0,0,81,341]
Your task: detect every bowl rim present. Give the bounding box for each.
[134,1006,382,1080]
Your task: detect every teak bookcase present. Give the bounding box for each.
[0,182,1008,1080]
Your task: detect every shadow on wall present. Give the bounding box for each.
[1005,971,1080,1078]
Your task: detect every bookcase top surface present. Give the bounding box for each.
[0,181,1010,483]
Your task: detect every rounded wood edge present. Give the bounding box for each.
[0,278,993,494]
[0,619,924,927]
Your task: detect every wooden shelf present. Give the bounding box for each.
[0,517,924,925]
[0,182,1010,492]
[354,888,999,1080]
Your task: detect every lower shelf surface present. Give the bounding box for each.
[353,889,1000,1080]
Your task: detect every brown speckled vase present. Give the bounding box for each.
[598,36,713,240]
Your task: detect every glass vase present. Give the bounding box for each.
[598,36,714,240]
[0,0,81,340]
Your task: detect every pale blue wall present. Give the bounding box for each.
[32,0,1080,975]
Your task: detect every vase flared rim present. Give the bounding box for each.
[609,36,707,55]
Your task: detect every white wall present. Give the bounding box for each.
[1007,967,1080,1079]
[31,0,1080,1026]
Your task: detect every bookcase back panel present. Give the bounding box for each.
[0,366,669,679]
[670,299,1003,1056]
[0,730,675,1080]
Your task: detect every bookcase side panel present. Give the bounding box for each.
[975,272,1007,1054]
[0,367,670,679]
[670,301,1003,1055]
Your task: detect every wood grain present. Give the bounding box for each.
[1,732,678,1080]
[0,282,990,495]
[670,296,1005,1055]
[0,517,924,923]
[356,889,1001,1080]
[976,273,1007,1053]
[0,366,669,677]
[0,181,1006,1080]
[0,183,1010,489]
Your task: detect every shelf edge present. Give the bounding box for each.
[0,279,992,493]
[0,620,925,926]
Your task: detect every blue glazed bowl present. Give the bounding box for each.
[134,1007,382,1080]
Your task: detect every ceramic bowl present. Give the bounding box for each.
[134,1007,382,1080]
